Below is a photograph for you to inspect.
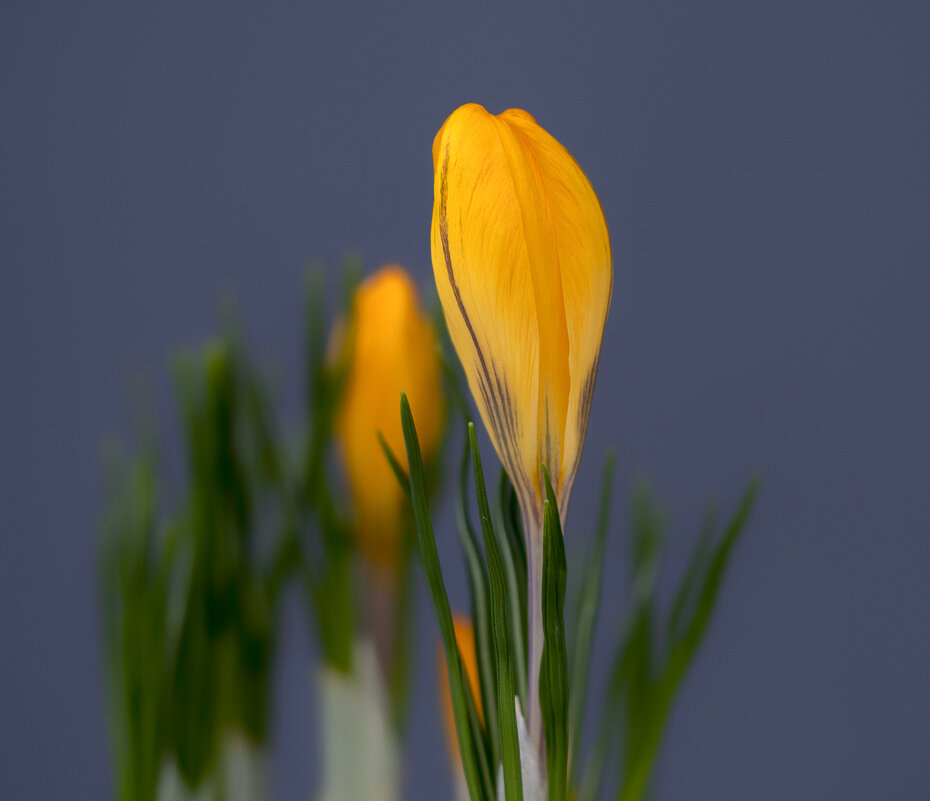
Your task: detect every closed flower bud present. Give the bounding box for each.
[430,103,611,530]
[335,265,444,568]
[431,103,612,749]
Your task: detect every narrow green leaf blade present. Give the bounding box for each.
[540,468,569,801]
[401,396,488,801]
[665,477,760,686]
[457,441,501,766]
[568,450,615,787]
[493,471,529,711]
[469,423,524,801]
[618,477,760,801]
[378,430,411,499]
[666,507,715,642]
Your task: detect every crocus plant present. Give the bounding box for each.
[432,103,612,753]
[403,103,759,801]
[99,102,757,801]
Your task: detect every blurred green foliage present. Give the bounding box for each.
[100,263,758,801]
[98,259,432,797]
[100,335,293,798]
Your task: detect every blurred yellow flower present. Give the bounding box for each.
[438,615,482,766]
[430,103,611,530]
[335,265,444,568]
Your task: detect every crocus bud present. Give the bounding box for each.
[431,103,612,751]
[335,265,444,568]
[438,616,483,768]
[430,103,611,530]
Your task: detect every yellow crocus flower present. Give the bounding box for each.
[335,265,444,569]
[431,103,611,750]
[430,103,612,530]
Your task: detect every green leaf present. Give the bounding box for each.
[579,484,665,801]
[456,440,501,767]
[468,422,524,801]
[400,396,488,801]
[378,430,411,499]
[568,450,615,788]
[464,651,498,801]
[498,472,528,582]
[616,478,760,801]
[664,478,760,686]
[492,471,529,711]
[540,468,570,801]
[99,449,169,801]
[666,508,715,643]
[297,268,356,671]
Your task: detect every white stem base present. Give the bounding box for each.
[315,639,400,801]
[497,698,548,801]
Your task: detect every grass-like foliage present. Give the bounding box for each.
[400,394,759,801]
[100,264,758,801]
[99,337,293,799]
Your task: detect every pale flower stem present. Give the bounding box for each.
[317,640,400,801]
[362,562,397,676]
[526,516,545,758]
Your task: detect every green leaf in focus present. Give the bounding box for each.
[400,395,488,801]
[468,423,524,801]
[457,439,501,767]
[492,470,529,712]
[540,467,569,801]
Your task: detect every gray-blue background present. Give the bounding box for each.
[2,2,928,798]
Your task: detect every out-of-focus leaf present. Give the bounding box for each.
[664,478,760,685]
[666,508,715,643]
[99,449,168,801]
[615,478,760,801]
[378,430,411,499]
[568,450,615,788]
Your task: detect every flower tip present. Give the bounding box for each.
[433,102,491,168]
[500,107,537,125]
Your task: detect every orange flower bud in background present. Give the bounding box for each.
[438,615,482,767]
[335,265,444,568]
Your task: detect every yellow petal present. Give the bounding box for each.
[335,265,444,567]
[500,109,612,510]
[431,104,611,525]
[431,104,544,524]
